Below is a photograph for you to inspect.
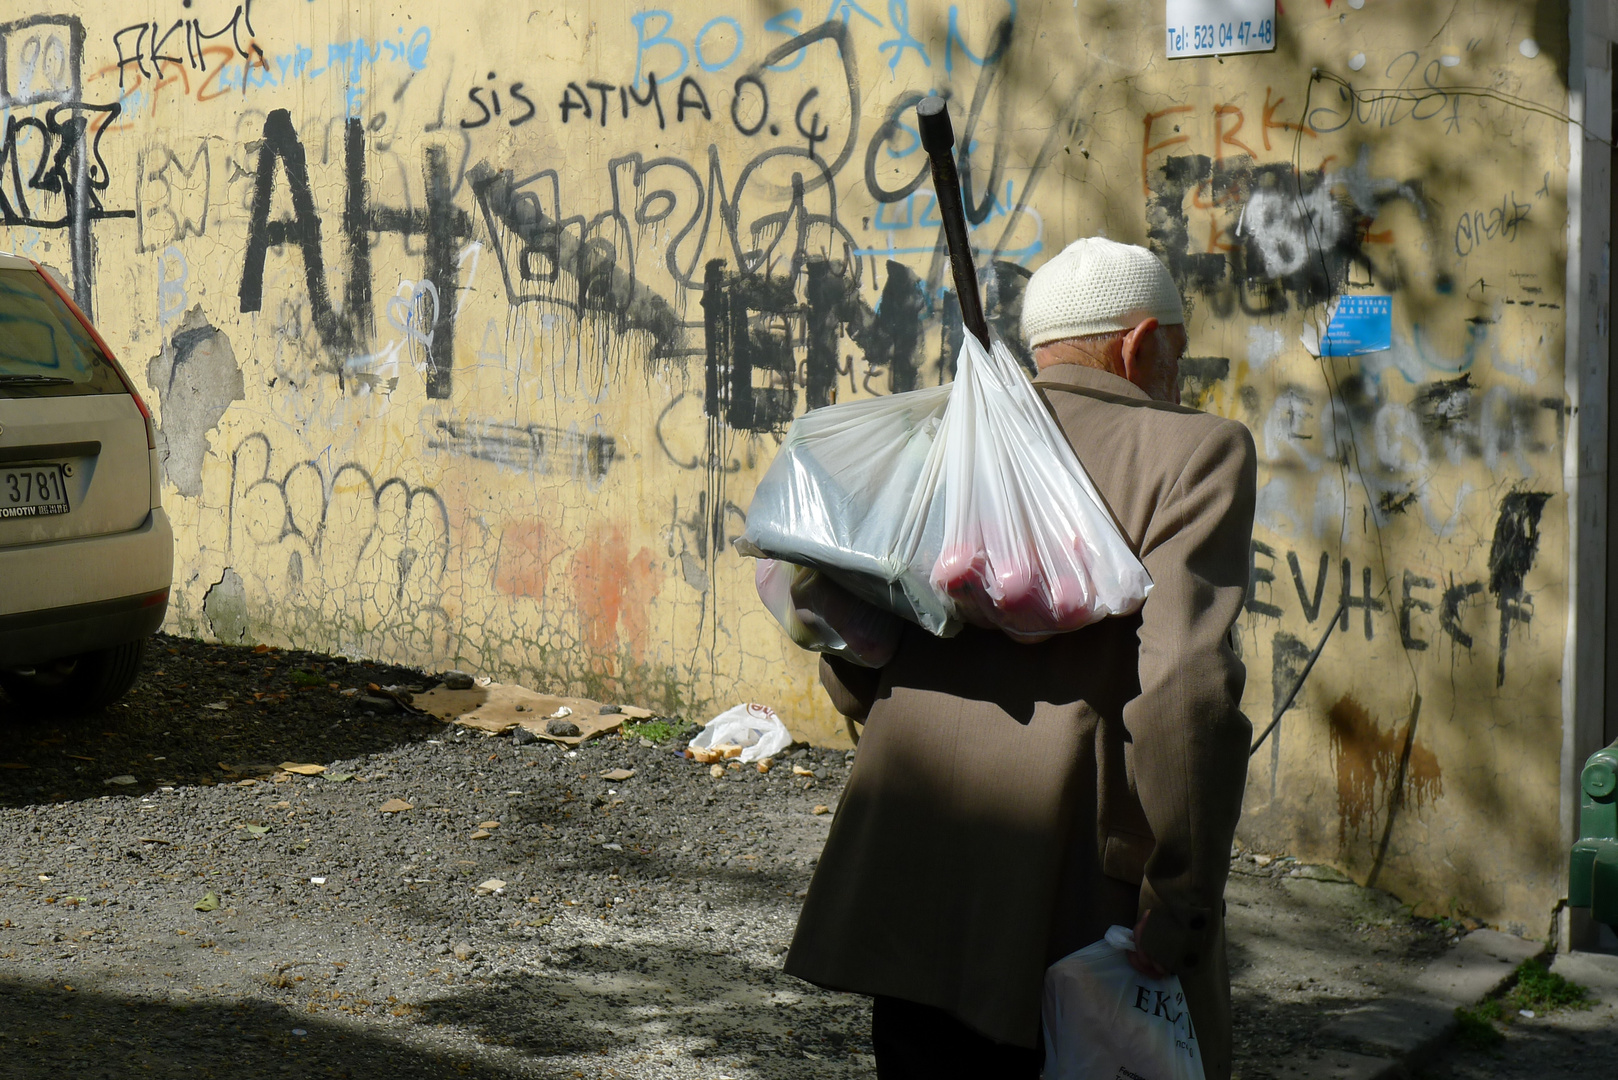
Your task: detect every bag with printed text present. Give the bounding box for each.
[1042,925,1205,1080]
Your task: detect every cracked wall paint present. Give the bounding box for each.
[0,1,1575,931]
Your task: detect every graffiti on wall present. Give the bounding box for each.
[0,1,1576,927]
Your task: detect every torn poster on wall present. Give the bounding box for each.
[1318,296,1393,357]
[1165,0,1276,59]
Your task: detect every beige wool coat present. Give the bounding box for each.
[783,362,1257,1079]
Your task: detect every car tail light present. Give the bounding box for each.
[30,260,157,450]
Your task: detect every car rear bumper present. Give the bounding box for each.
[0,509,173,666]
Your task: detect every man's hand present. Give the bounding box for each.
[1128,909,1171,979]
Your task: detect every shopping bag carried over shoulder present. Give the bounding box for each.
[740,332,1151,643]
[930,333,1151,641]
[1043,925,1206,1080]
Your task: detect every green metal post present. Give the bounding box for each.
[1570,740,1618,927]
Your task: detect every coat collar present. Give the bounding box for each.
[1029,362,1150,401]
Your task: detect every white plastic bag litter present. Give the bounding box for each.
[754,558,901,669]
[689,703,795,764]
[1042,925,1205,1080]
[741,333,1150,643]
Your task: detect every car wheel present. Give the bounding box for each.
[0,638,149,712]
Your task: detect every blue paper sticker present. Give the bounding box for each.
[1322,296,1392,356]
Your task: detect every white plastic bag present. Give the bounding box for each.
[688,703,795,764]
[1042,925,1205,1080]
[931,334,1153,641]
[741,333,1150,643]
[741,381,955,634]
[754,558,902,669]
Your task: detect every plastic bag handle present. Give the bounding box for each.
[915,98,989,350]
[1103,925,1137,951]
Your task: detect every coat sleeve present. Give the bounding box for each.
[1125,418,1256,975]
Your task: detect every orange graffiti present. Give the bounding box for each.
[1261,86,1314,151]
[1213,104,1257,162]
[1327,694,1442,849]
[1142,105,1194,195]
[570,524,660,669]
[88,44,242,122]
[493,521,560,600]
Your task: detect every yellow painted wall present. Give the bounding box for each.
[0,1,1573,930]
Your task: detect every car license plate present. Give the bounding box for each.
[0,463,70,519]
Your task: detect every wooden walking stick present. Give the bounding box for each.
[915,97,990,348]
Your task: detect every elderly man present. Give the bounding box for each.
[784,237,1256,1079]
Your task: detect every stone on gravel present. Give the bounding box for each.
[452,941,477,961]
[475,879,506,896]
[377,799,413,813]
[356,694,398,713]
[104,774,138,786]
[600,768,635,781]
[441,670,475,690]
[511,726,537,745]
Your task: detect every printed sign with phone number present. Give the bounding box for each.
[1165,0,1277,58]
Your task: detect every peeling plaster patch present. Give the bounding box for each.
[1247,325,1285,371]
[679,551,710,594]
[204,567,251,645]
[147,306,245,497]
[1327,694,1442,849]
[37,262,69,291]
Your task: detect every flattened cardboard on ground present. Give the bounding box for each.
[413,683,654,746]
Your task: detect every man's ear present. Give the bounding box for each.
[1119,317,1160,386]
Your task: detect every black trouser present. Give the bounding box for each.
[872,996,1043,1079]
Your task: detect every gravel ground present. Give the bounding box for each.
[0,633,1479,1078]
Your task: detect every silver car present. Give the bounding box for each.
[0,253,172,710]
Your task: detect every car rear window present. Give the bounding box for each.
[0,268,126,399]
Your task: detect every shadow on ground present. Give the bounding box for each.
[0,633,443,810]
[0,976,542,1080]
[414,942,871,1073]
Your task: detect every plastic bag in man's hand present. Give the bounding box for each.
[755,559,901,668]
[1042,925,1205,1080]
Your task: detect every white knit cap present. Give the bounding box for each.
[1020,237,1184,348]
